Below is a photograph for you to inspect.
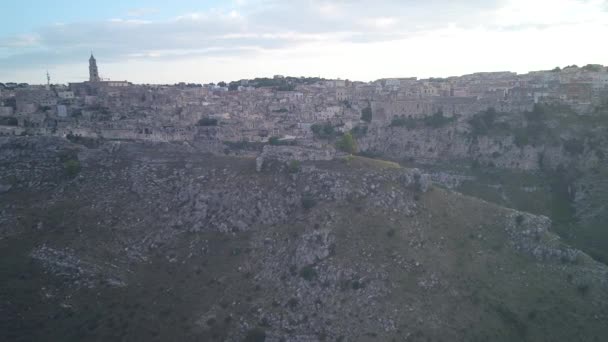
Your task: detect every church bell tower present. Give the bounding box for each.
[89,53,100,82]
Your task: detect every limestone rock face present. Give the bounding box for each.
[256,144,338,172]
[294,229,334,268]
[358,125,571,170]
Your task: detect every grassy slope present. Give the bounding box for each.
[299,188,608,341]
[1,149,607,341]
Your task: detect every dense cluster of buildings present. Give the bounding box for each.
[1,56,607,144]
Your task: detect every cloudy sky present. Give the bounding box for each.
[1,0,607,84]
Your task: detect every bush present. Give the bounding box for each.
[351,125,368,137]
[268,136,280,145]
[577,283,591,296]
[64,159,81,177]
[311,123,336,139]
[0,117,18,126]
[301,195,316,209]
[268,136,296,146]
[582,64,603,72]
[563,139,585,155]
[244,328,266,342]
[224,140,264,151]
[468,108,497,136]
[336,132,357,154]
[423,110,454,128]
[525,104,546,122]
[299,265,317,281]
[390,116,417,129]
[513,128,531,148]
[288,160,301,173]
[196,117,218,126]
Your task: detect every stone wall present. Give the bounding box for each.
[256,145,338,172]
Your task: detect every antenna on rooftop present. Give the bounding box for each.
[46,70,51,89]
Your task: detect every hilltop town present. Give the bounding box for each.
[1,56,607,150]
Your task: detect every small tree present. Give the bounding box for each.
[288,160,301,173]
[64,159,81,177]
[228,82,239,91]
[336,132,357,154]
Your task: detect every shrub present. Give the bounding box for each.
[468,108,497,136]
[525,104,546,122]
[299,265,317,281]
[288,160,301,173]
[336,132,357,154]
[287,298,299,309]
[582,64,602,72]
[277,84,295,91]
[301,195,316,209]
[350,125,368,137]
[0,117,18,126]
[351,280,364,290]
[563,139,585,155]
[513,129,530,148]
[268,136,295,146]
[244,328,266,342]
[311,123,336,139]
[196,117,218,126]
[268,136,280,145]
[390,116,417,129]
[64,159,81,177]
[423,110,454,128]
[577,283,591,296]
[515,215,525,226]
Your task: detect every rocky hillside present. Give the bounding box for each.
[1,136,608,341]
[358,105,608,263]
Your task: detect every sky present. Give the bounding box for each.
[1,0,608,84]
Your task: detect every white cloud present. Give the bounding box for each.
[363,17,398,30]
[1,0,608,83]
[0,34,40,48]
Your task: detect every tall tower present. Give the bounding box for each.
[89,53,100,82]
